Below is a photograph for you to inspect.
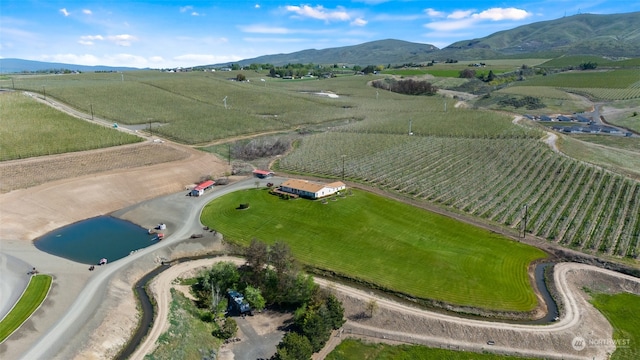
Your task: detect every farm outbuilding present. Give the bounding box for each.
[252,169,274,178]
[191,180,215,196]
[279,179,346,199]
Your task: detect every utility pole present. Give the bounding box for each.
[522,204,528,238]
[408,119,413,135]
[341,155,346,181]
[90,104,94,120]
[42,86,46,100]
[228,143,231,165]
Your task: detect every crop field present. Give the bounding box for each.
[540,56,640,68]
[560,88,640,100]
[277,132,640,259]
[558,136,640,179]
[2,71,381,144]
[519,69,640,89]
[0,91,141,161]
[201,188,546,312]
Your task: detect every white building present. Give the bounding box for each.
[279,179,346,199]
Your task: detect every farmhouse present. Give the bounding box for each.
[279,179,346,199]
[252,169,274,178]
[191,180,215,197]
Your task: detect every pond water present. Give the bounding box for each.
[34,216,160,265]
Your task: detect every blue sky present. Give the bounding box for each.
[1,1,638,68]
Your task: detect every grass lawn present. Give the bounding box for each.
[0,274,52,342]
[326,339,539,360]
[0,91,141,161]
[201,188,546,312]
[590,292,640,360]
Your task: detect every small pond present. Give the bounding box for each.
[35,216,160,265]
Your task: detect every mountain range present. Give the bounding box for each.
[1,11,638,73]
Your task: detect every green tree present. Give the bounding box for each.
[325,294,346,329]
[270,241,294,275]
[236,73,246,81]
[213,317,238,339]
[243,285,266,312]
[298,310,330,352]
[276,332,313,360]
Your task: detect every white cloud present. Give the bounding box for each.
[426,7,531,32]
[243,37,306,43]
[78,35,104,45]
[284,5,350,21]
[448,10,473,19]
[255,4,260,9]
[107,34,137,46]
[59,8,70,17]
[191,12,200,16]
[472,8,531,21]
[425,8,445,17]
[173,54,241,63]
[83,9,92,15]
[351,18,367,26]
[180,6,193,13]
[239,24,292,34]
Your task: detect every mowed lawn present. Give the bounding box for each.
[591,292,640,360]
[0,274,52,342]
[201,189,546,312]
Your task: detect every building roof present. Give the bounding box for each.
[194,180,215,191]
[252,169,274,175]
[281,179,345,193]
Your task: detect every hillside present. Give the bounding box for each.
[0,58,140,74]
[444,12,640,58]
[228,39,440,67]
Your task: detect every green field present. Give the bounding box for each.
[201,188,546,312]
[590,292,640,360]
[326,339,539,360]
[519,69,640,89]
[0,275,52,342]
[0,91,141,161]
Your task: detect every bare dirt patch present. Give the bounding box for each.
[0,141,190,193]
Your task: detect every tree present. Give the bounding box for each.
[245,238,269,270]
[236,73,246,81]
[487,70,496,82]
[213,317,238,339]
[296,309,330,352]
[325,294,346,329]
[276,332,313,360]
[270,241,294,275]
[365,298,378,318]
[192,261,240,312]
[459,68,476,78]
[243,285,266,312]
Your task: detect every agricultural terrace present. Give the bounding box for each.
[0,274,52,342]
[201,188,547,312]
[0,91,141,161]
[277,132,640,259]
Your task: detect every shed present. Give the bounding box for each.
[252,169,274,179]
[191,180,215,197]
[279,179,346,199]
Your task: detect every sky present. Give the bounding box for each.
[1,0,638,69]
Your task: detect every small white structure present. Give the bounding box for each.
[279,179,346,199]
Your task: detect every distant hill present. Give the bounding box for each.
[220,12,640,66]
[443,12,640,58]
[218,39,440,67]
[0,58,140,74]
